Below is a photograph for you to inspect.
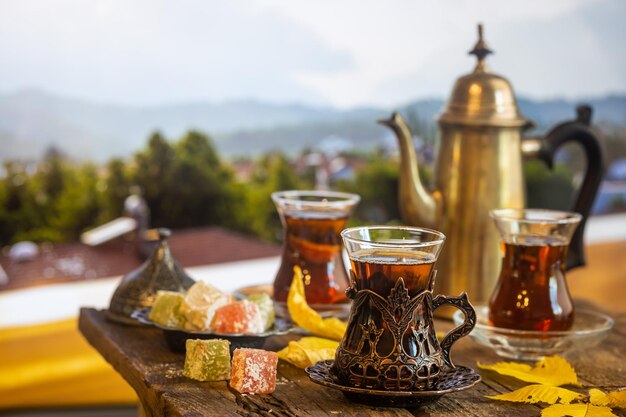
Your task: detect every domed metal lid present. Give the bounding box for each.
[438,24,529,128]
[107,228,195,325]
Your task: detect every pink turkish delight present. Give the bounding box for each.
[211,300,264,334]
[229,348,278,394]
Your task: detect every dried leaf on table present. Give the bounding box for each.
[589,388,626,408]
[541,404,619,417]
[287,266,347,341]
[277,337,339,369]
[486,384,584,405]
[479,356,579,387]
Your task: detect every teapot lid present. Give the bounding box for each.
[438,24,529,128]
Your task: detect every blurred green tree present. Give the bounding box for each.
[44,163,100,241]
[525,160,574,210]
[165,130,236,228]
[0,161,43,244]
[338,162,395,224]
[336,155,413,225]
[98,158,132,222]
[39,146,66,202]
[133,132,176,226]
[242,152,309,241]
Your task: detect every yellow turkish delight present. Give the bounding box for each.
[180,281,230,331]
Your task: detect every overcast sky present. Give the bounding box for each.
[0,0,624,108]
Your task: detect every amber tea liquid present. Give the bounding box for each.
[273,211,349,304]
[488,236,574,331]
[349,250,436,296]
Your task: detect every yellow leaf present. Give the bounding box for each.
[589,388,626,408]
[487,384,584,405]
[287,266,347,340]
[479,356,579,386]
[277,337,339,369]
[541,404,619,417]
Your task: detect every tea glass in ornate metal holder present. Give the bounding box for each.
[271,190,360,318]
[306,226,480,407]
[456,208,614,360]
[488,209,582,331]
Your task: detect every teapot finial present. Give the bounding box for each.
[469,23,493,72]
[157,227,171,241]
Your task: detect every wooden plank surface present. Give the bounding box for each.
[79,305,626,417]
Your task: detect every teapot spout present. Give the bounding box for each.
[378,112,441,228]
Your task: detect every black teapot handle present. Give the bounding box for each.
[535,105,604,270]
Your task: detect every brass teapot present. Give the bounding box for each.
[379,24,604,308]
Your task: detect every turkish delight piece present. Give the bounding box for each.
[183,338,231,381]
[229,348,278,394]
[148,290,186,328]
[180,281,230,331]
[211,300,264,334]
[247,293,275,331]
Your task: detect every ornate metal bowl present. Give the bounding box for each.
[131,307,294,353]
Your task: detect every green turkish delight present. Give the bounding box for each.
[148,291,186,327]
[247,293,275,331]
[183,338,231,381]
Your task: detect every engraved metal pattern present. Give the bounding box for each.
[335,278,445,391]
[306,359,481,408]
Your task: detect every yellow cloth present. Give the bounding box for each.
[0,318,137,408]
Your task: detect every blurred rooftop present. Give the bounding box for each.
[0,227,280,291]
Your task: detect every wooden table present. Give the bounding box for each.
[79,304,626,417]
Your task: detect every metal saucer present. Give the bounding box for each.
[454,305,615,361]
[305,360,481,408]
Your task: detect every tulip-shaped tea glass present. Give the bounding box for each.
[272,190,360,315]
[489,209,582,331]
[337,226,476,391]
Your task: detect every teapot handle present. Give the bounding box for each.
[432,292,476,368]
[533,105,605,270]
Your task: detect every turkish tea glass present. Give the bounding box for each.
[489,208,582,331]
[337,226,475,391]
[272,190,360,314]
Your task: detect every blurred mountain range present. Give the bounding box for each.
[1,89,625,161]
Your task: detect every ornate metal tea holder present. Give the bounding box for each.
[305,278,481,408]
